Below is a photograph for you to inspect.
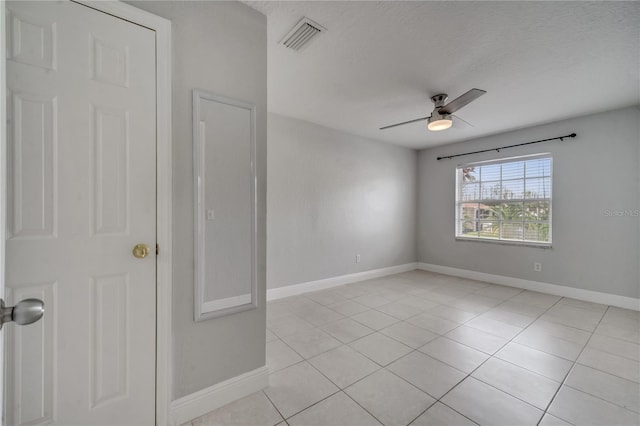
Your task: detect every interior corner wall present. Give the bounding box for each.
[267,113,418,290]
[127,1,267,400]
[418,106,640,299]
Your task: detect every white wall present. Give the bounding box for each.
[418,106,640,299]
[128,1,267,400]
[268,113,417,290]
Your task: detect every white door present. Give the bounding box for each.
[5,1,157,424]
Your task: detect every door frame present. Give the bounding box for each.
[0,2,6,423]
[0,1,173,424]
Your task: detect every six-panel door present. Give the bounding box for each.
[5,1,157,424]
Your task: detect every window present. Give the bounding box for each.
[455,154,552,245]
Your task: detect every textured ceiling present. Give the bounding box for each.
[245,1,640,149]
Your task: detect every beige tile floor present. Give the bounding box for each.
[188,270,640,426]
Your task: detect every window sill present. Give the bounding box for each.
[455,237,552,249]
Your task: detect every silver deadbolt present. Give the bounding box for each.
[0,298,45,329]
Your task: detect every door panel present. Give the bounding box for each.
[6,283,55,425]
[5,1,156,424]
[7,92,56,239]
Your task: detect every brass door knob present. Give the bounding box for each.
[132,243,150,259]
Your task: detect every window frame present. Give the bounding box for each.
[454,153,553,247]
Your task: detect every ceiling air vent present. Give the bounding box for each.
[280,17,326,51]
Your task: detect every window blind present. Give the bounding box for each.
[455,154,552,245]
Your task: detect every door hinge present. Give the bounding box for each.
[156,244,159,255]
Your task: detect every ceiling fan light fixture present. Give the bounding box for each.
[427,117,453,131]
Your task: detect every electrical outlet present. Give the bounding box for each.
[356,254,361,263]
[206,209,215,221]
[534,262,542,272]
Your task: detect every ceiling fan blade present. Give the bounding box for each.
[452,114,474,128]
[439,88,486,115]
[380,115,429,130]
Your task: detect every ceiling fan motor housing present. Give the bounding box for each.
[431,94,448,108]
[429,109,451,123]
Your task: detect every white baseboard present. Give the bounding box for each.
[169,366,269,425]
[418,263,640,311]
[267,262,418,301]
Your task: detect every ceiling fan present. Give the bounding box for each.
[380,88,486,132]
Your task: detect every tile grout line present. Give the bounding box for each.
[259,293,381,425]
[340,389,386,426]
[561,379,640,414]
[265,333,347,422]
[307,353,394,426]
[272,278,534,425]
[407,293,568,426]
[199,275,631,426]
[283,388,344,423]
[466,301,615,384]
[268,280,464,425]
[267,274,634,426]
[301,288,431,425]
[335,287,531,425]
[270,322,387,424]
[261,389,289,425]
[536,304,611,426]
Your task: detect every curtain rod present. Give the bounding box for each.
[436,133,577,161]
